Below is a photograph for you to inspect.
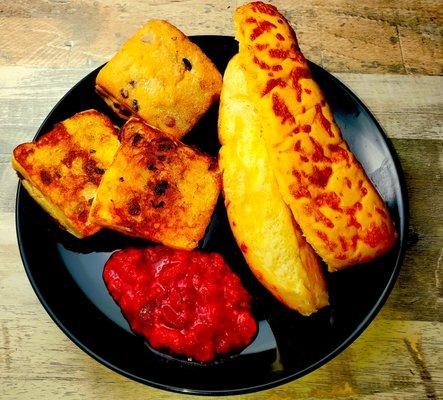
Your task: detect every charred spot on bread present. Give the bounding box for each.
[132,133,142,146]
[128,199,141,216]
[147,161,157,171]
[154,180,169,196]
[151,200,165,209]
[40,170,52,185]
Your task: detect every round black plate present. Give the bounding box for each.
[16,36,407,395]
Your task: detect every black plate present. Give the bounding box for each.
[16,36,408,395]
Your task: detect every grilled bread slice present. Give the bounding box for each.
[219,55,328,315]
[90,118,221,249]
[12,110,120,238]
[234,2,397,271]
[96,20,222,139]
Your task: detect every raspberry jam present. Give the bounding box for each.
[103,247,257,362]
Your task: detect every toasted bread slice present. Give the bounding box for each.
[90,118,221,249]
[218,55,328,315]
[96,20,222,139]
[12,110,120,238]
[234,2,397,271]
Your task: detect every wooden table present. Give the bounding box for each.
[1,1,441,399]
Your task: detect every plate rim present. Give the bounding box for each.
[15,35,409,396]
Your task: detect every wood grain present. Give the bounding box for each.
[0,0,442,399]
[0,0,441,74]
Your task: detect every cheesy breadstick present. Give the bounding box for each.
[234,2,397,271]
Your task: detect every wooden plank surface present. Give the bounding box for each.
[0,0,442,399]
[0,0,442,74]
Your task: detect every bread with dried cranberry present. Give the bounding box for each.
[12,110,120,238]
[96,20,223,139]
[90,118,221,249]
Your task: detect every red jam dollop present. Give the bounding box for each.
[103,247,257,362]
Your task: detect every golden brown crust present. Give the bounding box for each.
[90,118,221,249]
[12,110,120,238]
[218,55,328,314]
[235,2,397,271]
[96,20,223,139]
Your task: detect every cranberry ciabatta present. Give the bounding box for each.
[96,20,222,139]
[90,118,221,249]
[12,110,120,238]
